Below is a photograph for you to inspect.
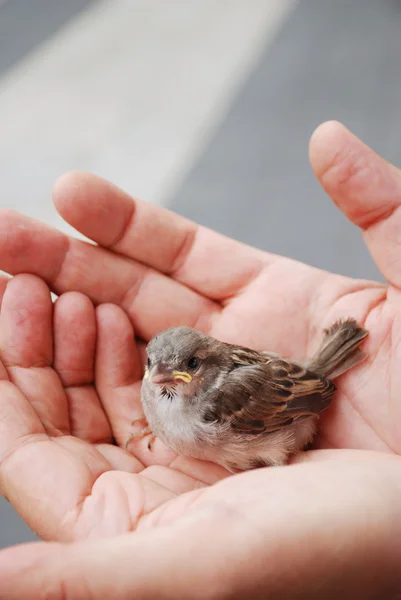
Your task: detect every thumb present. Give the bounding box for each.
[309,120,401,288]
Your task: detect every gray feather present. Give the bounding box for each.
[306,318,368,379]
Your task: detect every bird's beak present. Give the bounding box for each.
[144,363,192,385]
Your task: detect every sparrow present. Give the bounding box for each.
[134,318,368,472]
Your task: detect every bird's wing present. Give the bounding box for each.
[206,351,335,435]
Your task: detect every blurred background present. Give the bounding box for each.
[0,0,399,547]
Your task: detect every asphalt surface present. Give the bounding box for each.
[170,0,401,282]
[0,0,97,75]
[1,0,401,548]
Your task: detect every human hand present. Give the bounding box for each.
[0,273,229,542]
[1,451,401,599]
[0,120,399,540]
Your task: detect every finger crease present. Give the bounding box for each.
[167,457,215,486]
[342,387,396,454]
[65,382,94,391]
[108,202,136,249]
[168,225,198,277]
[5,361,52,371]
[331,285,388,331]
[359,203,397,231]
[51,235,72,292]
[221,260,273,305]
[0,433,50,476]
[119,265,151,312]
[191,302,222,334]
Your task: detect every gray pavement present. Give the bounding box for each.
[0,0,97,75]
[1,0,401,548]
[170,0,401,282]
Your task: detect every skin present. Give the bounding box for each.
[0,121,401,597]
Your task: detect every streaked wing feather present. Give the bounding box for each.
[209,351,335,435]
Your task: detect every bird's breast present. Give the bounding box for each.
[141,384,217,454]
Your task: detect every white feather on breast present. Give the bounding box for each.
[142,387,218,455]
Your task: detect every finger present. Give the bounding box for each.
[53,293,112,443]
[65,387,112,443]
[0,210,219,340]
[0,273,10,309]
[0,275,53,367]
[54,293,96,386]
[95,303,143,435]
[165,455,229,485]
[95,443,143,473]
[141,465,206,495]
[95,304,175,466]
[309,120,401,288]
[53,171,270,300]
[0,275,69,435]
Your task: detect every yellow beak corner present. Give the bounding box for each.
[172,371,193,383]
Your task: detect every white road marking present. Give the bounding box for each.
[0,0,296,234]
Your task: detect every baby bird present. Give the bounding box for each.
[136,319,368,472]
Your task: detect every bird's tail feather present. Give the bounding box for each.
[307,318,368,379]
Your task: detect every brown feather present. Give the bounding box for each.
[208,357,335,435]
[207,318,367,436]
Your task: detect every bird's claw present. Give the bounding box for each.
[125,419,156,451]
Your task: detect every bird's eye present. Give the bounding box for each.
[187,356,200,370]
[147,357,151,368]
